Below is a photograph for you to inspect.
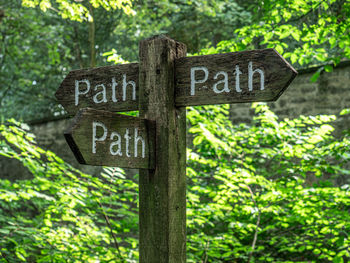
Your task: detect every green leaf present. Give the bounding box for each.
[329,37,337,48]
[310,71,320,82]
[291,53,298,64]
[310,67,324,82]
[193,136,204,145]
[333,256,344,263]
[324,65,333,72]
[340,109,350,115]
[291,31,300,41]
[275,44,284,54]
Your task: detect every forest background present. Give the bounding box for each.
[0,0,350,262]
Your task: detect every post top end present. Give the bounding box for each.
[143,34,173,41]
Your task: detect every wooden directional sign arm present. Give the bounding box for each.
[56,63,139,115]
[174,48,297,106]
[64,108,155,169]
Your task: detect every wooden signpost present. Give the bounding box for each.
[56,35,297,263]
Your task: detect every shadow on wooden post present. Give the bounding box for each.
[139,35,187,262]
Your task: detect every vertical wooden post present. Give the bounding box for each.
[138,35,187,262]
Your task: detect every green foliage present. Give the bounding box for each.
[1,105,349,262]
[0,1,69,120]
[0,1,135,121]
[0,120,138,262]
[201,0,350,81]
[1,0,349,261]
[101,0,252,61]
[103,49,129,64]
[186,103,350,262]
[134,0,252,54]
[22,0,135,21]
[2,0,350,120]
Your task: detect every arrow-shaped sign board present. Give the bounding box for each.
[64,108,155,169]
[55,49,296,115]
[175,49,297,106]
[55,63,139,115]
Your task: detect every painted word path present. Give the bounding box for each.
[64,108,155,169]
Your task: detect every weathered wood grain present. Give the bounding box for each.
[139,35,187,262]
[64,108,155,169]
[56,63,139,115]
[175,48,297,106]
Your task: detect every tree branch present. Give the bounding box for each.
[73,24,84,69]
[246,184,261,263]
[278,0,324,26]
[202,239,210,263]
[88,3,96,68]
[96,199,124,261]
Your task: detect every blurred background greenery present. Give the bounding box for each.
[0,0,349,262]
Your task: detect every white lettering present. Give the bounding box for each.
[134,128,145,158]
[213,71,229,93]
[234,65,242,92]
[122,74,136,101]
[92,121,107,154]
[248,62,265,91]
[110,132,122,156]
[75,79,90,106]
[93,84,107,103]
[190,66,209,96]
[111,77,118,102]
[124,128,131,157]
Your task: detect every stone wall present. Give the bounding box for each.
[1,62,349,179]
[229,62,350,134]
